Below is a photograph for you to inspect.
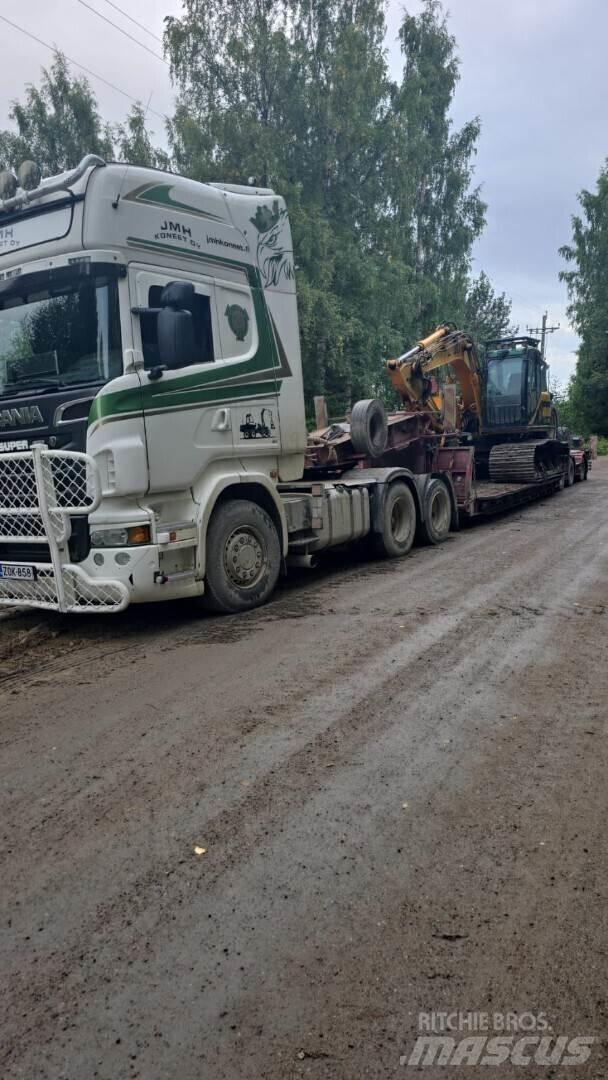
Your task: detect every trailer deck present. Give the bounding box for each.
[468,474,564,515]
[306,410,572,524]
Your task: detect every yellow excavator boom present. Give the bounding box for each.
[386,323,482,428]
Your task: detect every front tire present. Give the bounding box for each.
[202,499,281,613]
[371,481,417,559]
[564,457,575,487]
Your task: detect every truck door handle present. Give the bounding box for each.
[211,407,231,432]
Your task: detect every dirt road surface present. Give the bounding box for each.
[1,464,607,1079]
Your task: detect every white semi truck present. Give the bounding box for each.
[0,156,567,615]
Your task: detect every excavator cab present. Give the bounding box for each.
[483,337,551,431]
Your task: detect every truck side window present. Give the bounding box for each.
[141,285,215,369]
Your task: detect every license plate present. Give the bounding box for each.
[0,562,37,581]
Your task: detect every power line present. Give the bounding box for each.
[76,0,168,66]
[0,13,166,122]
[102,0,163,44]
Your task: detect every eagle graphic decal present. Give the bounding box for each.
[250,201,295,288]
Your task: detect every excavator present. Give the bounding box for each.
[385,324,563,482]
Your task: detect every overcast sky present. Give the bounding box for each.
[1,0,606,383]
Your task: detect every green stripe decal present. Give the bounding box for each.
[123,183,226,222]
[89,384,143,425]
[89,380,280,426]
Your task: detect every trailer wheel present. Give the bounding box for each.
[350,398,388,458]
[574,460,588,482]
[418,478,451,545]
[564,457,575,487]
[372,482,417,559]
[202,499,281,613]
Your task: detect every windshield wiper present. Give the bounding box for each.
[0,380,61,397]
[0,380,64,398]
[0,377,106,399]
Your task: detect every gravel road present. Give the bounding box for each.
[1,463,607,1079]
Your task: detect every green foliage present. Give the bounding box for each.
[463,272,514,347]
[0,53,168,174]
[550,378,580,433]
[560,161,608,436]
[390,2,485,310]
[0,7,514,415]
[166,0,509,413]
[114,104,171,171]
[0,53,113,174]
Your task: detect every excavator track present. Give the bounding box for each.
[489,440,561,483]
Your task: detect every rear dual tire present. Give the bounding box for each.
[417,478,451,545]
[371,482,417,558]
[574,462,588,483]
[371,478,450,559]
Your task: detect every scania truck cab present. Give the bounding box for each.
[0,155,311,612]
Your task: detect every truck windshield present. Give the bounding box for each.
[0,271,122,397]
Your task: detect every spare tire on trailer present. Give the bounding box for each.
[350,398,388,458]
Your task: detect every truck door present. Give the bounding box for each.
[212,277,281,461]
[131,266,238,494]
[132,266,281,493]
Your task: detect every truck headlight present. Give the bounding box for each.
[90,525,151,548]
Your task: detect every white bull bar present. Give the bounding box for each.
[0,445,129,613]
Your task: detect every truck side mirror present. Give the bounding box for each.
[157,281,197,370]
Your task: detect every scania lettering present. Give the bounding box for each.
[0,405,44,429]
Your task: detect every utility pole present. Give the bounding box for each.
[526,311,560,362]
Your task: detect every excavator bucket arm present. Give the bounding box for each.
[386,324,483,428]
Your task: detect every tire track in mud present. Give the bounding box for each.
[0,480,597,701]
[1,484,605,876]
[1,483,604,829]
